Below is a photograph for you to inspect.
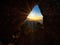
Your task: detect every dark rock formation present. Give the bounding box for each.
[0,0,60,45]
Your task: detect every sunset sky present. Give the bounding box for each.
[27,5,43,21]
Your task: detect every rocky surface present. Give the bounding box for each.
[0,0,60,45]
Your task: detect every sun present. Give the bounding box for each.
[27,15,43,21]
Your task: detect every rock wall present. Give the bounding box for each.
[0,0,60,45]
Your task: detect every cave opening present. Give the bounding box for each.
[23,5,44,30]
[26,5,43,24]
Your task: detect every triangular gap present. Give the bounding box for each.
[26,5,43,24]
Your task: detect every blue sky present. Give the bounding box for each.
[29,5,42,16]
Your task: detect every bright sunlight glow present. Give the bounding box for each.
[27,5,43,21]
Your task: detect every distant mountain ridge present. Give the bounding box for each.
[24,19,43,30]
